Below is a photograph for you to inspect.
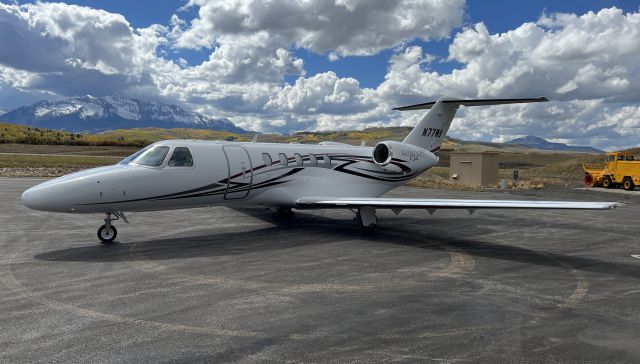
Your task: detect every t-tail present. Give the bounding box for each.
[397,96,549,153]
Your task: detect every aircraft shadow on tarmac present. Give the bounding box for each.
[34,209,640,280]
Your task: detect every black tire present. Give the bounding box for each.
[623,178,635,191]
[274,207,294,219]
[602,176,613,189]
[97,224,117,244]
[361,224,377,232]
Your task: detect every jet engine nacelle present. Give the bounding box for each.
[372,141,438,171]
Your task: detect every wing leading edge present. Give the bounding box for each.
[296,197,621,210]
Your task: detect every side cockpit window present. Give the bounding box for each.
[168,147,194,167]
[132,145,170,167]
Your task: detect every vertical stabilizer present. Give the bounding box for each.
[401,97,459,152]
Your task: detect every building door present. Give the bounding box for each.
[222,145,253,200]
[460,161,473,185]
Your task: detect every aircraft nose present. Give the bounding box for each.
[22,186,46,210]
[22,184,69,212]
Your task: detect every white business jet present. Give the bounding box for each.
[22,97,619,243]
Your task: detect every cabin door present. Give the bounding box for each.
[222,145,253,200]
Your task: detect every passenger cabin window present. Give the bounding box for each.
[618,155,624,161]
[132,145,169,167]
[279,153,288,166]
[608,155,615,162]
[319,154,331,167]
[294,153,303,166]
[168,147,194,167]
[262,153,272,166]
[308,154,317,166]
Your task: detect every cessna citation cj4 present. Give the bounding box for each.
[22,97,619,243]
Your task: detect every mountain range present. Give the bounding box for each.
[0,95,246,134]
[0,96,603,152]
[505,135,602,153]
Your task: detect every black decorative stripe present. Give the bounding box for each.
[79,168,305,205]
[332,159,421,182]
[334,167,412,182]
[353,167,405,176]
[78,182,227,205]
[158,179,291,200]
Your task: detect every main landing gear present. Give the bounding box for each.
[98,211,128,244]
[354,206,377,231]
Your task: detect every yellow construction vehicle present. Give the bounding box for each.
[583,151,640,190]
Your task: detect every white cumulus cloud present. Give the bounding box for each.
[174,0,465,57]
[265,72,375,114]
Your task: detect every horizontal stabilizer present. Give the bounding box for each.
[393,97,549,111]
[297,197,620,210]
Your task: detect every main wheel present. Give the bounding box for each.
[602,176,613,189]
[623,177,635,191]
[97,224,117,244]
[274,207,294,219]
[361,223,377,232]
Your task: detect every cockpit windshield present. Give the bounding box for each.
[125,145,170,167]
[119,146,150,165]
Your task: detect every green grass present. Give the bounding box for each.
[0,143,137,156]
[0,122,419,147]
[0,154,121,168]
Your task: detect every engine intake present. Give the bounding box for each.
[373,142,392,166]
[372,141,438,171]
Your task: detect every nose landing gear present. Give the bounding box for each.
[98,223,117,243]
[98,211,128,244]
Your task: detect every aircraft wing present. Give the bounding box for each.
[296,197,621,210]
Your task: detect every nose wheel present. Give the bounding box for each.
[98,224,117,244]
[97,211,127,244]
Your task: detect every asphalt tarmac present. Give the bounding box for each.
[1,178,639,363]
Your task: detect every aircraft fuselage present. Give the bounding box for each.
[21,140,438,214]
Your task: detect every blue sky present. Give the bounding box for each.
[1,0,639,149]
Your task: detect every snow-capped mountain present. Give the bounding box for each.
[0,94,246,133]
[0,108,7,116]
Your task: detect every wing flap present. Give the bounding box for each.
[296,197,620,210]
